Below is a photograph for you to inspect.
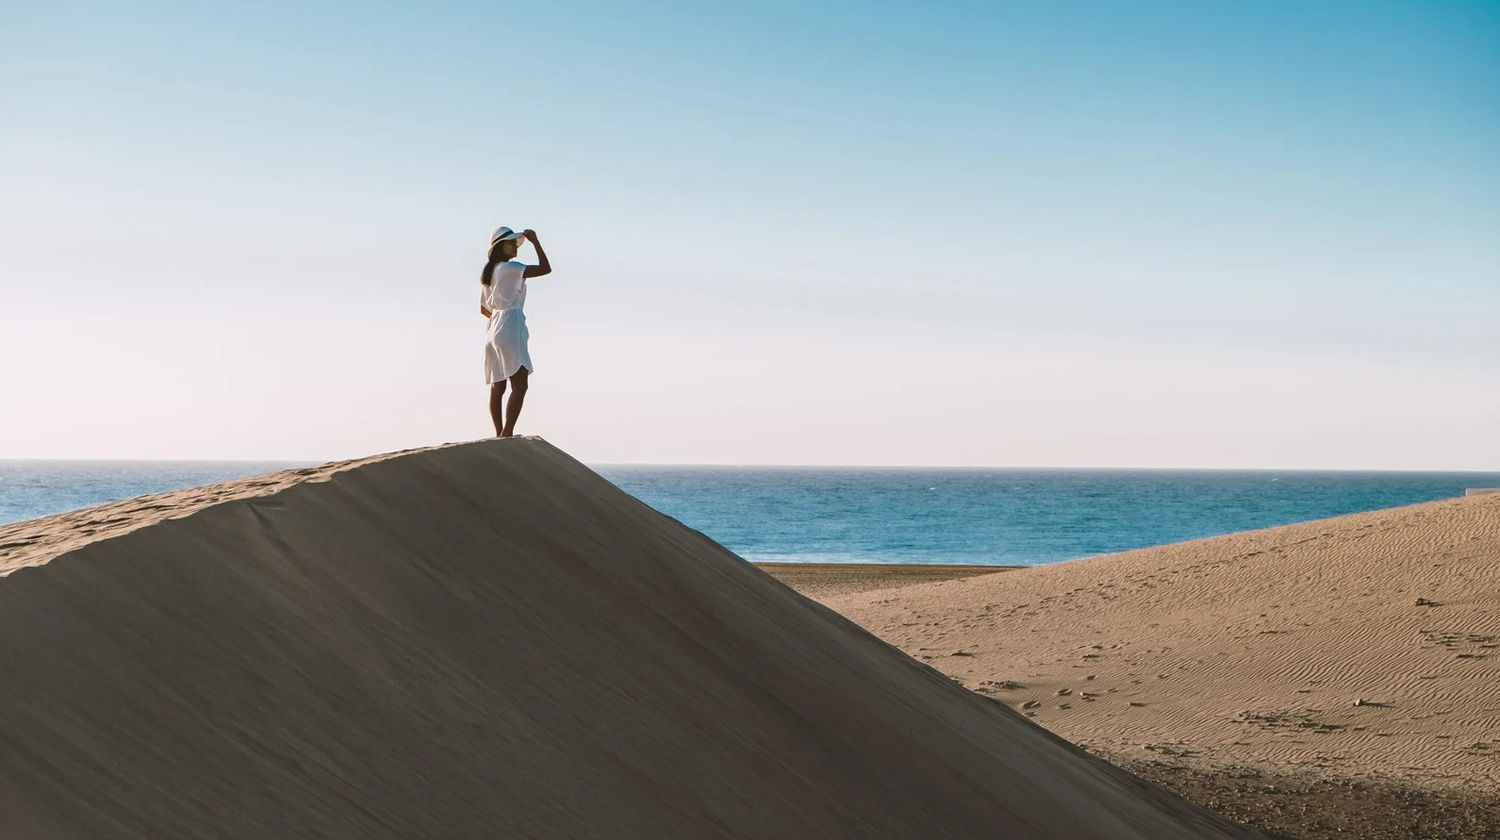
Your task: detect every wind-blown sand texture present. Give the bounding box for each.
[0,438,1262,839]
[821,495,1500,801]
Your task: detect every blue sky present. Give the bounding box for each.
[3,1,1497,466]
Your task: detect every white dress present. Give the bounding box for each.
[482,260,534,383]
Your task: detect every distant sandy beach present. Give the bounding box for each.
[763,496,1500,840]
[755,561,1015,598]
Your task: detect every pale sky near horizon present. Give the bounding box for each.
[3,1,1497,468]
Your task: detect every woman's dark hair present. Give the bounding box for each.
[480,239,508,286]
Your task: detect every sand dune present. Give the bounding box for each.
[823,492,1500,796]
[0,438,1262,839]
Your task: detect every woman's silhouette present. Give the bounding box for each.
[479,227,551,437]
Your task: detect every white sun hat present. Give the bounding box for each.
[490,226,525,247]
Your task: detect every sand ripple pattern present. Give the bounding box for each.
[828,493,1500,794]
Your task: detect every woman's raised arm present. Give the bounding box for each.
[523,229,551,278]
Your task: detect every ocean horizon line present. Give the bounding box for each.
[4,456,1500,475]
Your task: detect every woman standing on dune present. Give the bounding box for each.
[480,227,551,437]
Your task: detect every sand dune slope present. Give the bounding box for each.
[826,493,1500,793]
[0,439,1262,839]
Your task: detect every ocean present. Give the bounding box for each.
[3,460,1497,567]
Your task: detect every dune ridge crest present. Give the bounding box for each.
[0,438,1262,839]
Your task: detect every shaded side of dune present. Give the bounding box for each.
[0,439,1261,839]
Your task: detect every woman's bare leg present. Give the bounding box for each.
[489,381,507,437]
[501,367,530,437]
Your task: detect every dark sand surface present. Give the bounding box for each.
[1126,761,1500,840]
